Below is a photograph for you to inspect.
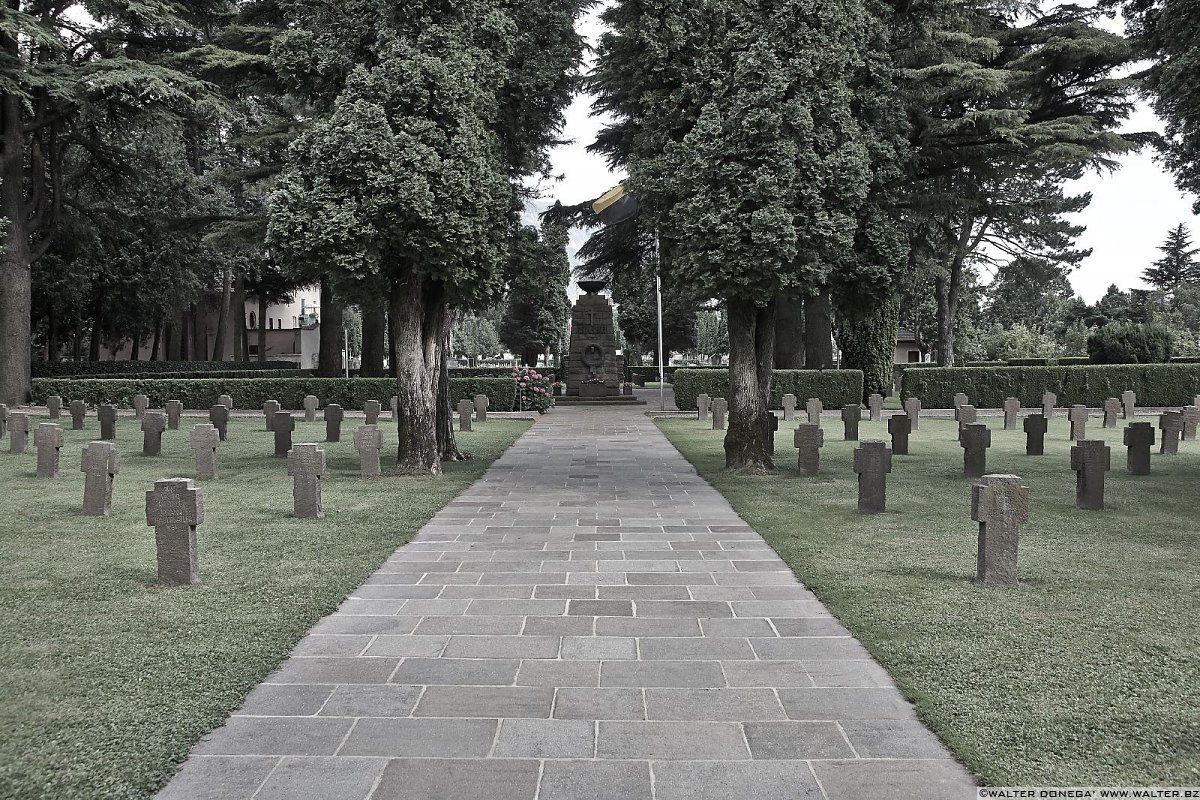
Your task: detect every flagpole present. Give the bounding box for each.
[655,232,664,412]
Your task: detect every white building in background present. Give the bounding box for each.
[241,285,323,368]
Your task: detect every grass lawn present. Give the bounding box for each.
[657,413,1200,786]
[0,415,530,800]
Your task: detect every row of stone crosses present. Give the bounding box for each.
[696,389,1198,588]
[0,393,494,589]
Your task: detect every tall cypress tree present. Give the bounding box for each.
[1143,223,1200,292]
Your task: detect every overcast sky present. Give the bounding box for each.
[531,5,1200,305]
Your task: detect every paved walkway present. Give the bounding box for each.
[159,406,976,800]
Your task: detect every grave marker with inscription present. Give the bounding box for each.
[325,404,344,442]
[46,395,62,419]
[457,399,473,432]
[888,413,911,456]
[165,400,183,430]
[1068,405,1088,441]
[1003,398,1020,430]
[1103,398,1120,429]
[841,404,861,441]
[69,400,87,430]
[1122,390,1136,420]
[287,444,326,519]
[363,400,381,426]
[208,405,229,441]
[81,441,120,516]
[9,412,29,453]
[99,405,117,440]
[1123,422,1155,475]
[1160,411,1184,455]
[141,411,168,456]
[145,478,203,586]
[303,395,319,423]
[794,424,824,476]
[853,441,892,514]
[712,398,727,430]
[972,474,1030,587]
[960,423,991,478]
[354,425,384,478]
[868,394,883,422]
[190,423,220,480]
[1023,413,1048,456]
[1071,440,1111,510]
[474,394,489,422]
[781,394,797,421]
[34,423,64,477]
[697,394,711,422]
[806,398,822,425]
[273,412,296,456]
[263,400,280,431]
[903,397,921,430]
[132,395,149,419]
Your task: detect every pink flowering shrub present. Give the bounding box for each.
[512,365,554,413]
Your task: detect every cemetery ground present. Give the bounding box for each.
[658,415,1200,787]
[0,416,531,800]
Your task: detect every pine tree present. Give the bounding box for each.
[1143,223,1200,292]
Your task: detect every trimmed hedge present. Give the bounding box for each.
[900,364,1200,408]
[672,369,865,412]
[625,365,725,384]
[32,360,297,377]
[31,377,519,412]
[450,367,559,382]
[66,369,305,381]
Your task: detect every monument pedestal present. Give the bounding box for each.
[562,281,645,405]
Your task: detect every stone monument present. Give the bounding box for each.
[566,280,623,398]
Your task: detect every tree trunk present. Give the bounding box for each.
[438,308,468,462]
[130,333,140,361]
[803,290,834,369]
[724,297,776,472]
[389,274,443,474]
[774,296,804,369]
[165,320,179,360]
[387,301,399,378]
[46,305,58,361]
[231,274,247,362]
[257,295,268,362]
[521,345,540,367]
[88,291,103,361]
[191,302,205,362]
[150,320,162,361]
[211,264,232,360]
[179,308,191,361]
[317,275,344,376]
[360,303,386,377]
[0,149,32,404]
[72,312,83,362]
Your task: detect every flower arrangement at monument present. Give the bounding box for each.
[513,366,554,413]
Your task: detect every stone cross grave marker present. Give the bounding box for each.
[1159,411,1183,455]
[868,393,883,422]
[794,424,824,476]
[458,399,474,432]
[1182,406,1200,441]
[325,404,344,442]
[697,394,711,422]
[903,397,921,430]
[99,405,117,441]
[355,424,383,478]
[955,404,977,434]
[1023,413,1048,456]
[1071,440,1111,510]
[390,396,399,418]
[208,405,229,441]
[218,394,233,411]
[854,440,892,514]
[781,394,796,421]
[190,423,220,480]
[1003,398,1020,430]
[806,398,822,425]
[954,392,969,410]
[145,478,203,586]
[46,395,62,419]
[1122,390,1136,420]
[888,413,911,456]
[1042,392,1057,419]
[1068,405,1088,441]
[1123,422,1155,475]
[364,400,381,426]
[69,400,87,430]
[0,403,8,438]
[263,400,281,431]
[303,395,319,423]
[1103,398,1120,429]
[273,411,295,457]
[165,400,183,431]
[768,413,779,455]
[287,443,326,519]
[132,395,149,419]
[841,404,861,441]
[34,423,64,477]
[474,394,489,422]
[712,398,728,430]
[960,423,992,478]
[9,412,29,453]
[141,411,167,456]
[972,474,1030,587]
[81,441,120,516]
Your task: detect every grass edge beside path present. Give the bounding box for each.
[0,418,531,800]
[656,416,1200,787]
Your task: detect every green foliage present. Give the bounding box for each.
[499,219,571,362]
[1086,321,1174,364]
[901,364,1200,408]
[979,323,1062,361]
[672,369,865,412]
[693,311,728,363]
[450,366,558,381]
[836,298,900,400]
[452,315,502,363]
[32,361,297,378]
[511,365,554,413]
[31,377,519,412]
[1142,223,1200,292]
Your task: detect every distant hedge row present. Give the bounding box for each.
[450,367,559,382]
[65,369,306,381]
[672,369,865,411]
[900,365,1200,408]
[30,377,519,412]
[32,360,298,377]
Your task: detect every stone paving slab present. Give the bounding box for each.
[157,406,977,799]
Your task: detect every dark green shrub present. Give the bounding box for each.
[1086,322,1173,364]
[900,364,1200,408]
[964,361,1007,367]
[1005,358,1052,366]
[32,360,297,377]
[450,366,559,382]
[625,365,724,385]
[66,369,305,381]
[1056,357,1092,366]
[672,369,864,411]
[1171,356,1200,364]
[31,377,519,412]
